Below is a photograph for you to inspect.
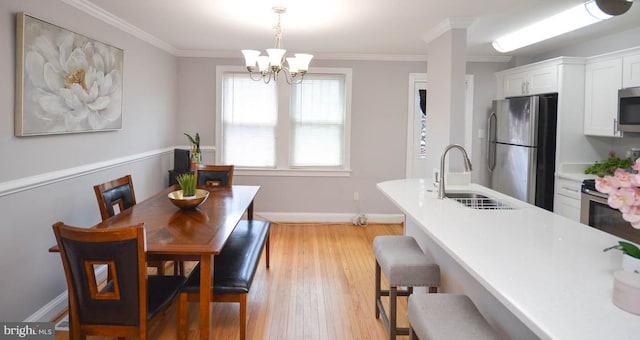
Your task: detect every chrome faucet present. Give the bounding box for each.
[438,144,473,199]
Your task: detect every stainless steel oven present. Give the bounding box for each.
[580,179,640,244]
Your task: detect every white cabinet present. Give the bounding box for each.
[623,54,640,88]
[554,178,583,222]
[583,58,623,137]
[501,65,558,97]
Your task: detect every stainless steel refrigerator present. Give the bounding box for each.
[487,94,557,211]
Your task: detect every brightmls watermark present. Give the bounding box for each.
[0,323,54,339]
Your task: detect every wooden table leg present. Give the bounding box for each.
[248,200,254,220]
[199,254,212,339]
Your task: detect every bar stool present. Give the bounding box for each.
[373,235,440,339]
[407,294,500,340]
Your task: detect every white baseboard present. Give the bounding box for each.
[23,291,68,323]
[26,265,108,322]
[255,212,404,224]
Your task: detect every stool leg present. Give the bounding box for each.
[375,261,381,319]
[389,285,397,340]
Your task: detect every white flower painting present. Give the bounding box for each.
[15,13,123,136]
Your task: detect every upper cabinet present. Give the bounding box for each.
[500,65,558,98]
[623,54,640,88]
[582,48,640,137]
[583,58,623,137]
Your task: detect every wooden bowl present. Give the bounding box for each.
[167,189,209,209]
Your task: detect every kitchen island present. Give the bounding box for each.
[378,178,640,340]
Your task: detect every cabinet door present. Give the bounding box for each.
[502,66,558,97]
[584,58,623,137]
[503,72,527,97]
[623,55,640,88]
[527,66,558,95]
[554,194,581,222]
[553,178,583,222]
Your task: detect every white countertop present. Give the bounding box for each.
[377,179,640,340]
[555,162,598,182]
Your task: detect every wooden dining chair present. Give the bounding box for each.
[196,164,234,188]
[93,175,177,275]
[52,222,187,340]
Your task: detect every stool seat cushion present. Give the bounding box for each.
[373,236,440,287]
[408,294,500,340]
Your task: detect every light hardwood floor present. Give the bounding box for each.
[55,222,406,339]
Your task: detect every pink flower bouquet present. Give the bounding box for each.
[596,158,640,229]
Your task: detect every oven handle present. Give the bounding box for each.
[582,188,609,200]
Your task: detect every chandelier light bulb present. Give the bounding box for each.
[241,49,260,69]
[286,57,299,73]
[266,48,286,68]
[294,53,313,72]
[256,56,270,73]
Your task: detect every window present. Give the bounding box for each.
[220,73,277,168]
[290,74,346,168]
[216,66,351,175]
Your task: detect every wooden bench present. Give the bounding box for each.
[177,219,271,340]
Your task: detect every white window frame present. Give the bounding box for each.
[216,65,352,177]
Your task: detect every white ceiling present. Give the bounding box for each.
[70,0,640,59]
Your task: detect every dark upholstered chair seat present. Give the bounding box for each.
[100,275,185,321]
[148,276,187,319]
[182,219,270,294]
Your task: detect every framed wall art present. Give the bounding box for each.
[15,12,124,136]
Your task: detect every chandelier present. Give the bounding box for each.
[241,7,313,84]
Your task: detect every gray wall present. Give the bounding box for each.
[0,0,177,321]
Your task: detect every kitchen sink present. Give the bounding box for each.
[445,192,513,210]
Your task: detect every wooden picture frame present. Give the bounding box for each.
[15,13,124,136]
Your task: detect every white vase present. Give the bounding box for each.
[622,254,640,274]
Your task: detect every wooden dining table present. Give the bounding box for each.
[51,184,260,340]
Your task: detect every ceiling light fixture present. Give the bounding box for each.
[492,0,633,53]
[241,7,313,84]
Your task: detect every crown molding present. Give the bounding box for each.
[60,0,178,54]
[178,50,511,63]
[61,1,509,63]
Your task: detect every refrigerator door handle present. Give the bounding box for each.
[487,111,497,172]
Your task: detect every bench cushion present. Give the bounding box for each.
[182,219,270,295]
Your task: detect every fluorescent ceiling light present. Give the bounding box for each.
[492,0,613,53]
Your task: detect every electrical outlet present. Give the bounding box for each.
[353,192,360,201]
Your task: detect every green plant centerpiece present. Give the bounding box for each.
[176,173,196,197]
[584,152,634,177]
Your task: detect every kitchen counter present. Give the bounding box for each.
[377,178,640,340]
[555,162,598,182]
